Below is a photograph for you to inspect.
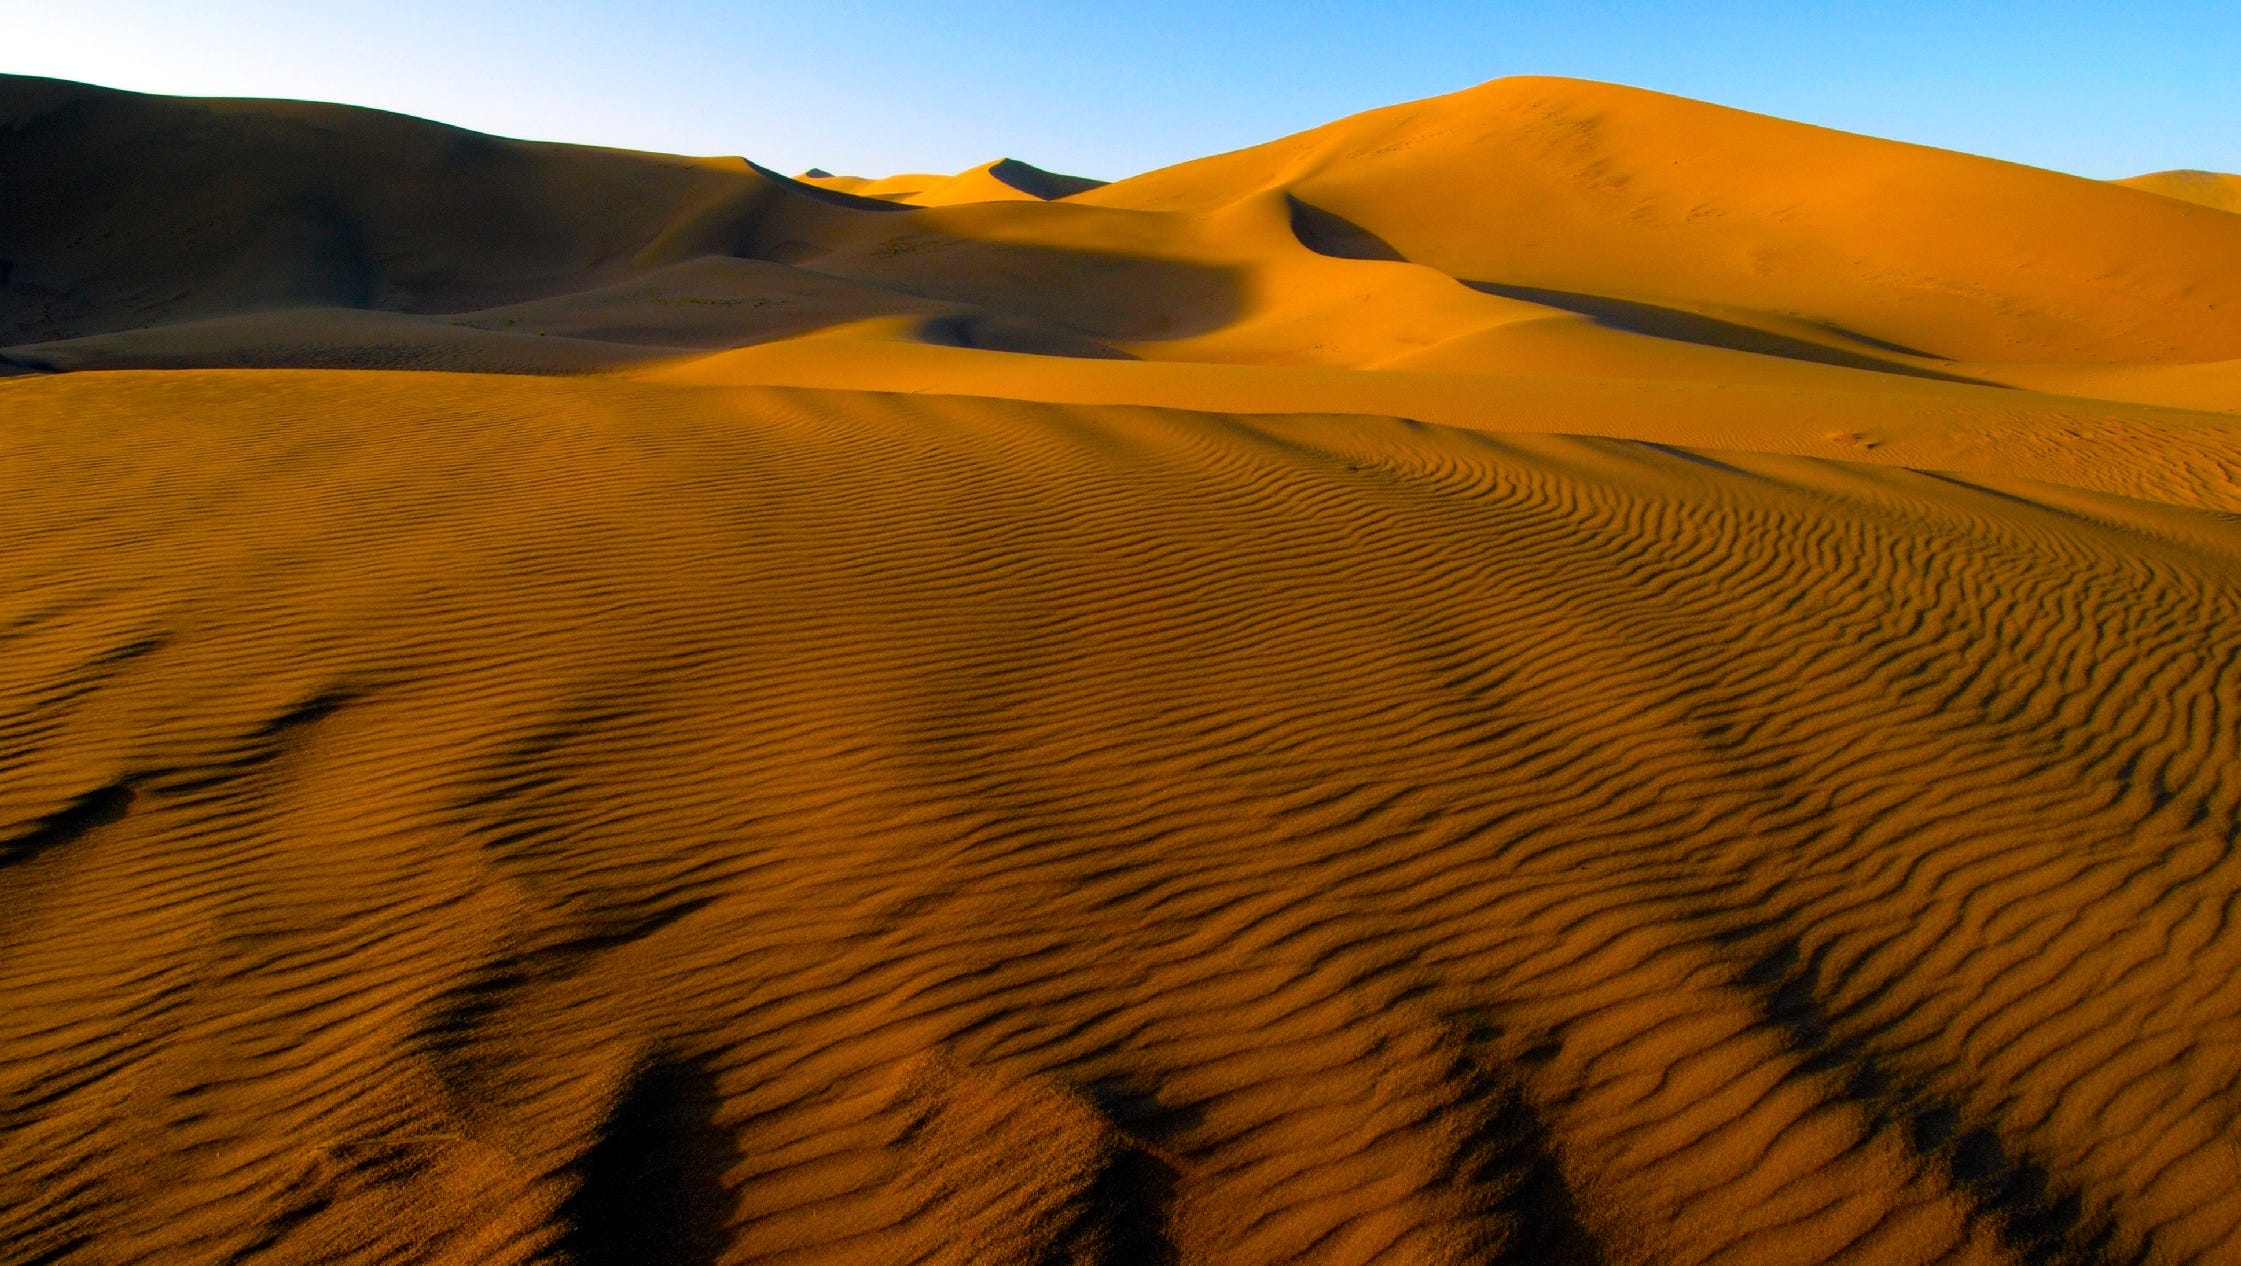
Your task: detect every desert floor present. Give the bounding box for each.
[4,73,2241,1265]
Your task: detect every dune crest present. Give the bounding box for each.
[8,71,2240,414]
[2116,168,2241,215]
[4,71,2241,1266]
[799,157,1107,206]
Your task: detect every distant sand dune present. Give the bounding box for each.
[800,158,1108,206]
[9,73,2241,414]
[3,70,2241,1266]
[2116,169,2241,215]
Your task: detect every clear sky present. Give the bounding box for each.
[7,1,2236,183]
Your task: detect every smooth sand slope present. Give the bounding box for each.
[10,73,2241,408]
[798,159,1108,206]
[4,73,2241,1266]
[2117,170,2241,215]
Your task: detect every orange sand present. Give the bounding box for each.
[4,73,2241,1266]
[2116,169,2241,215]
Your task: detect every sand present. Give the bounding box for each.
[3,72,2241,1266]
[798,158,1108,206]
[2116,170,2241,215]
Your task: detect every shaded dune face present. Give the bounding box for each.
[0,76,1245,373]
[2,374,2239,1264]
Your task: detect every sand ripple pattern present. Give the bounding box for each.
[2,371,2240,1265]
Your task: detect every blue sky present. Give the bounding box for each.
[8,2,2236,181]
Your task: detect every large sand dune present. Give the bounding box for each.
[3,73,2241,1266]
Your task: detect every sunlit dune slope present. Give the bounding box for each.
[649,337,2241,512]
[3,367,2241,1266]
[1082,76,2241,366]
[798,158,1107,205]
[2117,169,2241,215]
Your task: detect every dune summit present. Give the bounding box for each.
[2116,169,2241,215]
[3,71,2241,1266]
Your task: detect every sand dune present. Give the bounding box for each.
[1078,78,2241,367]
[4,71,2241,1266]
[12,73,2241,406]
[2117,170,2241,215]
[799,158,1107,205]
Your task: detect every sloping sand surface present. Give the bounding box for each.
[9,370,2241,1266]
[2117,170,2241,215]
[5,71,2241,1266]
[1075,78,2241,368]
[11,73,2241,405]
[799,159,1107,206]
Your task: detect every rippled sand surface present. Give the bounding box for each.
[5,71,2241,1266]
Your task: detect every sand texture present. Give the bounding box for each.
[4,72,2241,1266]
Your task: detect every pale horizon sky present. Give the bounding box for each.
[5,1,2236,183]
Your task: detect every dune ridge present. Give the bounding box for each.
[798,158,1108,205]
[3,70,2241,1266]
[2117,170,2241,215]
[8,73,2241,413]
